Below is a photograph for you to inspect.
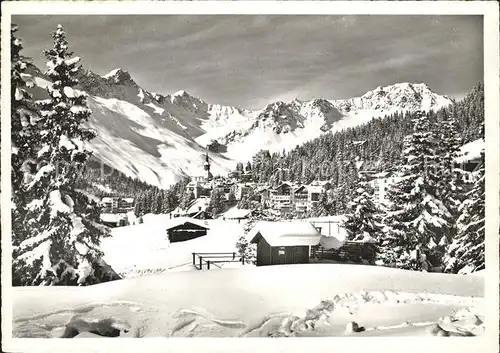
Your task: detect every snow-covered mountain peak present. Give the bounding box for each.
[172,90,189,97]
[332,82,453,114]
[102,68,135,86]
[102,68,124,78]
[27,59,457,187]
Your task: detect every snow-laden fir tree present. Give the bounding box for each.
[12,25,120,286]
[435,109,465,217]
[179,189,195,211]
[444,118,485,274]
[380,111,453,270]
[343,172,382,242]
[207,187,225,216]
[11,24,40,253]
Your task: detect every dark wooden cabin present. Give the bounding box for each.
[249,221,322,266]
[166,220,209,243]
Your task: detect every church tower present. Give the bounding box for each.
[204,150,212,181]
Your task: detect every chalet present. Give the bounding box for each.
[118,197,134,211]
[248,221,322,266]
[270,182,293,213]
[367,171,401,206]
[292,185,309,213]
[100,197,118,211]
[166,218,210,243]
[454,139,484,183]
[306,184,323,209]
[255,186,271,206]
[100,197,135,213]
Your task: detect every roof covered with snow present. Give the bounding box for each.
[100,213,126,223]
[454,139,484,164]
[249,221,322,247]
[165,217,209,230]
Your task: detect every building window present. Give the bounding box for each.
[278,247,285,256]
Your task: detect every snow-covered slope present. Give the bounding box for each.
[12,264,484,338]
[26,63,453,188]
[26,66,236,188]
[11,215,485,339]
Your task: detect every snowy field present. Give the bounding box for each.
[11,215,485,338]
[99,214,248,278]
[12,264,484,338]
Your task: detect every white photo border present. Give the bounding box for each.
[1,2,498,353]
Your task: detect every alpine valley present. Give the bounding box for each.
[25,64,453,188]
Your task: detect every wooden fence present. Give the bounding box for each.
[310,242,378,263]
[192,252,244,270]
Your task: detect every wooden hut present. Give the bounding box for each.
[248,221,321,266]
[166,218,209,243]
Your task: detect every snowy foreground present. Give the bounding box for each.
[13,264,484,338]
[12,216,485,338]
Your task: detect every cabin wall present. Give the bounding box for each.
[256,238,310,266]
[256,238,272,266]
[167,229,207,243]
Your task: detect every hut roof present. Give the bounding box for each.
[165,217,209,231]
[100,213,126,223]
[249,221,321,247]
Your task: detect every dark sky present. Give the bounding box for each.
[14,15,483,109]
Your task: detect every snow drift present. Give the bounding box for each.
[12,264,484,338]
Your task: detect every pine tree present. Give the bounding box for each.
[179,190,195,211]
[436,109,465,217]
[134,192,144,216]
[207,188,225,216]
[343,172,382,242]
[444,117,485,274]
[11,24,43,267]
[380,111,453,270]
[11,24,38,195]
[12,25,119,286]
[228,191,237,207]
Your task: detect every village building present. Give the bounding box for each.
[118,197,134,211]
[100,197,135,213]
[454,139,484,183]
[270,182,293,214]
[306,184,324,210]
[166,218,210,243]
[185,181,211,199]
[100,197,117,211]
[249,221,322,266]
[367,171,400,206]
[292,185,309,213]
[100,213,128,228]
[256,186,271,206]
[231,183,252,201]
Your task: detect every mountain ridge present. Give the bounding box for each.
[25,64,453,188]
